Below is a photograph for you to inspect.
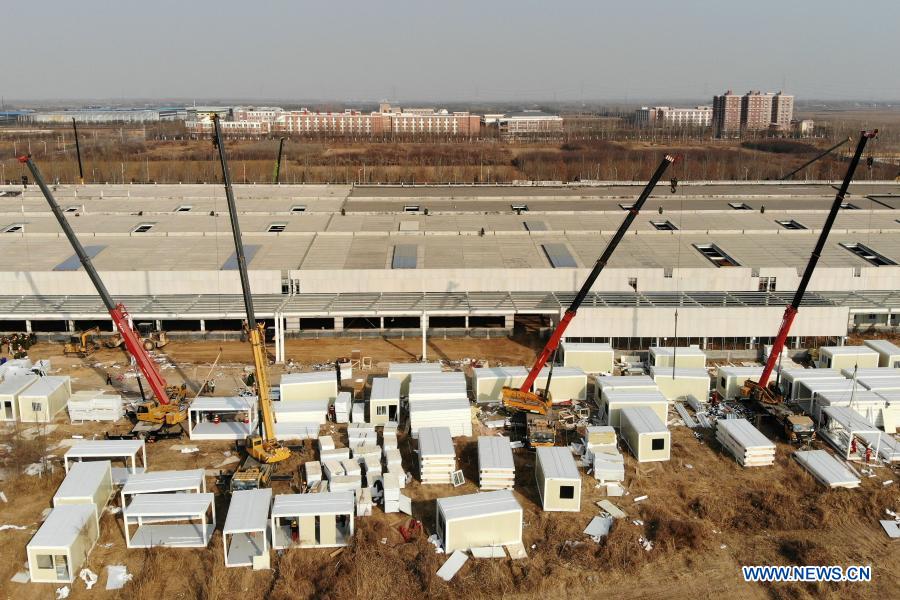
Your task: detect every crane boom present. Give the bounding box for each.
[273,137,285,184]
[18,156,171,405]
[212,116,288,465]
[779,137,851,181]
[757,130,877,392]
[519,154,676,396]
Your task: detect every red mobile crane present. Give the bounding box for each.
[502,154,677,421]
[18,156,187,426]
[742,130,877,440]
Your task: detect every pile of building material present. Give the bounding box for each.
[599,388,669,427]
[384,448,403,473]
[18,375,71,423]
[333,391,351,423]
[560,342,614,374]
[67,390,124,422]
[535,366,588,402]
[305,461,322,486]
[369,377,401,424]
[418,426,457,484]
[477,436,515,490]
[620,406,670,463]
[793,450,860,489]
[863,339,900,368]
[329,473,363,493]
[816,346,879,370]
[650,366,710,403]
[0,373,38,422]
[320,446,350,462]
[471,366,528,403]
[351,402,366,423]
[715,418,776,467]
[407,372,471,436]
[382,422,398,449]
[388,362,443,395]
[714,366,763,401]
[649,346,706,369]
[381,472,401,513]
[348,423,378,447]
[280,371,338,402]
[582,426,624,483]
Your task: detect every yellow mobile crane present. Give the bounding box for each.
[211,115,291,491]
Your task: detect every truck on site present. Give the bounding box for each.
[741,130,878,444]
[19,155,189,438]
[210,115,292,492]
[501,154,677,447]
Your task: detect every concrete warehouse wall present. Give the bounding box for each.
[0,270,282,296]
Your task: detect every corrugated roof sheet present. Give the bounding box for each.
[437,489,522,521]
[124,492,214,517]
[478,436,514,470]
[28,505,95,549]
[54,460,111,500]
[224,488,272,534]
[271,491,354,517]
[536,446,580,480]
[122,469,205,496]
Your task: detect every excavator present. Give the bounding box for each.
[502,154,677,447]
[63,326,101,357]
[211,115,291,492]
[19,155,189,433]
[741,130,878,443]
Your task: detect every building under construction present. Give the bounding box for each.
[1,181,899,351]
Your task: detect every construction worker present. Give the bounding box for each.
[106,373,113,386]
[850,437,858,456]
[865,446,872,465]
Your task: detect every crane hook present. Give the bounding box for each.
[670,177,678,194]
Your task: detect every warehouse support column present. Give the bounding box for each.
[25,320,32,333]
[199,319,206,332]
[504,315,514,329]
[334,317,344,332]
[155,320,162,331]
[421,312,427,361]
[67,320,75,333]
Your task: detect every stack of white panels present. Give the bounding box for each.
[329,474,362,492]
[362,455,382,480]
[273,399,328,425]
[477,436,515,490]
[382,427,398,450]
[352,402,366,423]
[356,488,373,517]
[305,461,322,486]
[274,423,320,441]
[340,458,361,477]
[348,423,377,446]
[382,472,401,513]
[794,450,860,488]
[320,447,350,462]
[383,448,403,471]
[67,390,124,422]
[716,419,776,467]
[592,450,625,482]
[408,372,468,402]
[418,427,457,485]
[318,436,335,452]
[352,444,381,461]
[333,391,351,423]
[323,460,344,481]
[409,397,472,437]
[582,425,617,463]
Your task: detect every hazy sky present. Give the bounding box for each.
[6,0,900,102]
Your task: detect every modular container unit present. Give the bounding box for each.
[533,366,588,402]
[599,389,669,428]
[0,373,37,421]
[649,346,706,369]
[408,396,472,437]
[435,490,523,553]
[816,346,879,370]
[64,439,147,485]
[67,390,124,422]
[188,396,258,440]
[812,388,887,427]
[223,488,272,568]
[863,339,900,368]
[857,376,900,393]
[271,492,355,549]
[715,366,764,401]
[559,342,614,374]
[776,369,844,402]
[272,399,329,425]
[27,505,99,584]
[52,460,113,526]
[387,362,443,395]
[17,376,71,423]
[123,493,216,548]
[842,367,900,380]
[471,366,528,404]
[592,375,658,403]
[650,366,710,403]
[620,406,670,463]
[280,371,339,402]
[369,377,401,424]
[120,469,207,510]
[534,446,582,512]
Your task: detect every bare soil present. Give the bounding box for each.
[1,337,898,600]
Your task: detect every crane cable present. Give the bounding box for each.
[671,156,685,379]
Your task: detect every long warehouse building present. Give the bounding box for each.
[1,181,899,350]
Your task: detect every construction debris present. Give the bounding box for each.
[436,550,469,581]
[597,500,626,519]
[79,569,98,590]
[583,515,614,542]
[880,520,900,539]
[470,546,506,558]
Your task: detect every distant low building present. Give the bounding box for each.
[794,119,815,137]
[496,111,563,139]
[30,108,184,124]
[635,106,712,128]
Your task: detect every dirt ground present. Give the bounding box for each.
[1,337,898,600]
